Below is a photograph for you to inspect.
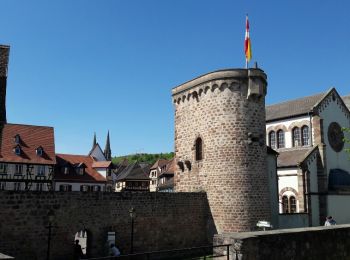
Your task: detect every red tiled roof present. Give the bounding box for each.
[0,123,56,165]
[150,159,169,170]
[54,154,106,183]
[92,161,112,168]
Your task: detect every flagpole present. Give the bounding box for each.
[246,58,248,69]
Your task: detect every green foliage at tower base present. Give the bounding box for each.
[343,127,350,158]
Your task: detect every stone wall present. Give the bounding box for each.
[0,191,212,260]
[214,224,350,260]
[172,69,271,233]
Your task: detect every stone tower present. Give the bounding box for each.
[172,68,271,233]
[0,45,9,124]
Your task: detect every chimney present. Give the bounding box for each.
[0,45,9,124]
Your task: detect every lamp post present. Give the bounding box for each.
[46,209,55,260]
[129,207,136,254]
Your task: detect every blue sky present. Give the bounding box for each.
[1,0,349,156]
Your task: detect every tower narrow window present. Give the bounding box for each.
[277,130,285,148]
[302,126,309,146]
[292,127,301,147]
[195,137,203,161]
[268,131,276,148]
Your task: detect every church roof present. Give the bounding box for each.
[343,95,350,110]
[55,154,106,183]
[0,123,56,165]
[266,92,326,122]
[277,147,313,168]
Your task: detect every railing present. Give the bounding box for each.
[86,244,231,260]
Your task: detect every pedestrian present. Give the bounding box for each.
[324,216,336,226]
[110,243,121,257]
[74,239,84,260]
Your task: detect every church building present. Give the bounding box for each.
[266,88,350,226]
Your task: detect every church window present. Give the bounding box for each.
[268,131,276,148]
[289,196,297,213]
[195,137,203,161]
[302,126,309,146]
[282,195,289,213]
[277,130,285,148]
[292,127,301,147]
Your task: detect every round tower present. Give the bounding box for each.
[172,68,270,233]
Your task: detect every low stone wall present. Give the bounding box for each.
[214,224,350,260]
[0,191,213,260]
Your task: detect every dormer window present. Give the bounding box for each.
[14,134,20,144]
[14,145,21,155]
[36,146,44,156]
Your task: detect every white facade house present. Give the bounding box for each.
[149,159,169,192]
[266,88,350,227]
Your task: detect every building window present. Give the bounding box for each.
[282,195,289,213]
[59,184,72,192]
[302,126,309,146]
[14,182,21,191]
[62,167,69,175]
[15,164,23,174]
[289,196,297,213]
[0,182,6,190]
[195,137,203,161]
[80,185,89,192]
[277,130,285,148]
[36,183,44,191]
[76,168,84,175]
[36,147,44,156]
[93,185,101,192]
[14,145,21,155]
[292,127,301,147]
[268,131,276,148]
[14,134,20,144]
[37,165,45,176]
[0,163,7,173]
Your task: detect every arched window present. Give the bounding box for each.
[282,196,289,213]
[289,196,297,213]
[195,137,203,161]
[292,127,301,147]
[302,126,309,146]
[268,131,276,148]
[277,130,285,148]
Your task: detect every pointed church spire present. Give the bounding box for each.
[104,130,112,161]
[92,132,97,149]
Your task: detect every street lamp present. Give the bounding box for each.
[46,209,55,260]
[129,207,136,254]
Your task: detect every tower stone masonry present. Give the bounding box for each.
[172,68,271,233]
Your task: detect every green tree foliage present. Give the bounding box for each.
[343,128,350,156]
[112,152,174,165]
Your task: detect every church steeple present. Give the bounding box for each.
[92,132,97,149]
[104,131,111,161]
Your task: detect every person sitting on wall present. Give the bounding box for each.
[110,243,121,257]
[324,216,337,226]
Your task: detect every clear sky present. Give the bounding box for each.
[1,0,349,156]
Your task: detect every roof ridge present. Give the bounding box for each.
[5,123,54,128]
[266,91,326,107]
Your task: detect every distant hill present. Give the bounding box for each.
[112,152,174,166]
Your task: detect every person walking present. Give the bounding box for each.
[74,239,84,260]
[110,243,121,257]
